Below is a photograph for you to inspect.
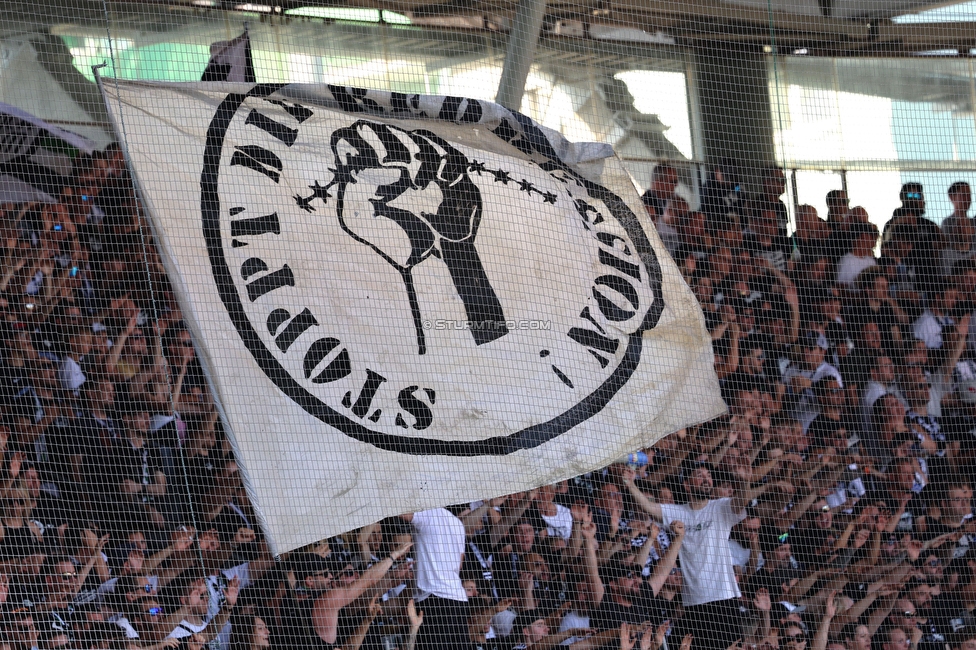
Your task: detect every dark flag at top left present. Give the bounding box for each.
[201,30,256,83]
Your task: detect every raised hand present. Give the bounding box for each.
[670,520,686,538]
[733,462,754,484]
[581,521,598,541]
[620,623,636,650]
[173,530,195,552]
[754,588,772,612]
[495,597,514,613]
[391,540,413,561]
[368,595,383,618]
[825,590,838,618]
[223,576,241,608]
[649,621,670,650]
[407,598,424,632]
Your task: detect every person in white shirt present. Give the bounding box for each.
[402,508,468,650]
[861,353,896,438]
[622,458,752,650]
[532,485,573,541]
[913,287,960,350]
[835,222,879,288]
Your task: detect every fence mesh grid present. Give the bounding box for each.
[1,0,976,648]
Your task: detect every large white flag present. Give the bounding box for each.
[101,80,724,554]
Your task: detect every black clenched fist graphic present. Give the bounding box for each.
[322,120,507,355]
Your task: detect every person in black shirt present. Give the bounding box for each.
[701,161,744,225]
[758,165,790,239]
[864,458,927,535]
[745,202,792,273]
[92,402,167,534]
[930,559,976,640]
[792,205,832,266]
[884,183,944,296]
[920,476,973,559]
[808,377,860,454]
[642,164,678,221]
[593,521,684,631]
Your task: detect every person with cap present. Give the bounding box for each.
[807,375,860,454]
[278,551,341,646]
[620,457,752,650]
[313,538,412,648]
[782,330,844,433]
[592,520,686,631]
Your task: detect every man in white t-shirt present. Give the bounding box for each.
[402,508,468,650]
[622,458,751,650]
[835,221,879,288]
[533,484,574,541]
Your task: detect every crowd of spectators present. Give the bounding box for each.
[0,143,975,650]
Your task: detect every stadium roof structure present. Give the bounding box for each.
[1,0,974,56]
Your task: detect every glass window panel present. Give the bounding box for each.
[794,170,842,223]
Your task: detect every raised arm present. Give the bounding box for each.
[580,520,605,606]
[938,313,970,383]
[71,535,109,597]
[621,469,662,521]
[341,597,381,650]
[812,591,837,650]
[647,520,684,596]
[322,540,412,609]
[490,491,536,548]
[643,430,694,486]
[730,463,753,514]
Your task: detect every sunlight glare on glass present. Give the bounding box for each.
[285,7,411,24]
[893,1,976,23]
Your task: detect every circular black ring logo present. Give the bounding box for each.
[201,83,664,456]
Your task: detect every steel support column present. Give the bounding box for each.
[495,0,547,111]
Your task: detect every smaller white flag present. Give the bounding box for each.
[201,31,256,83]
[0,102,96,204]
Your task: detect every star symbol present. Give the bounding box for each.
[294,194,315,213]
[468,160,487,175]
[490,169,512,184]
[518,179,535,193]
[542,191,557,204]
[294,179,336,213]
